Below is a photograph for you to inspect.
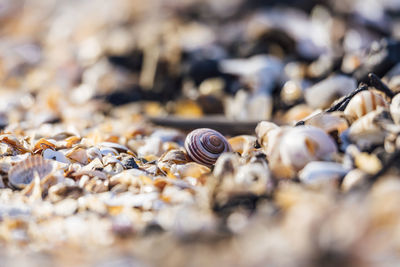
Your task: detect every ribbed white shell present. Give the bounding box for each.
[344,90,388,120]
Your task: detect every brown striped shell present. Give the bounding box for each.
[344,90,389,120]
[184,128,232,167]
[8,155,54,189]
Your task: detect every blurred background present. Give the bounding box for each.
[1,0,400,130]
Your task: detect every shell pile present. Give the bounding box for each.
[2,0,400,267]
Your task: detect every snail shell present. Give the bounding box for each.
[344,90,389,121]
[184,128,232,167]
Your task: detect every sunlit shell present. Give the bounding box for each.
[184,128,231,167]
[344,90,389,121]
[33,138,56,153]
[8,155,54,189]
[282,104,314,124]
[348,108,391,148]
[303,112,349,135]
[341,169,367,192]
[280,80,305,105]
[159,149,189,164]
[279,126,337,172]
[170,162,210,179]
[255,121,279,149]
[228,135,257,156]
[65,147,88,164]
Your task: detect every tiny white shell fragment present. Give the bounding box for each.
[299,161,348,184]
[43,149,70,164]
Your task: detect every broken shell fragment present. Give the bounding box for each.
[228,135,257,156]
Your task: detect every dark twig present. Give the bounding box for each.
[368,73,395,98]
[325,83,369,113]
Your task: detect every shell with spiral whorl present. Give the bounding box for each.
[184,128,232,167]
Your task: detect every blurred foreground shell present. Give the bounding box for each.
[184,128,232,167]
[8,155,54,189]
[259,125,338,178]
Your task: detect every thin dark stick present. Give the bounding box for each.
[368,73,395,98]
[325,83,369,113]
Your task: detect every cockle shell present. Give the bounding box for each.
[184,128,232,167]
[344,90,389,121]
[8,155,54,189]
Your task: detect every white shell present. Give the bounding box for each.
[348,107,390,148]
[303,112,348,134]
[255,121,280,149]
[305,75,356,109]
[43,148,70,164]
[344,90,389,120]
[279,126,337,171]
[234,163,272,195]
[299,161,348,185]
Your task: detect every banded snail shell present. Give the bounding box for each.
[344,90,389,121]
[184,128,232,167]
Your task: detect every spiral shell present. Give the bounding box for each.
[184,128,232,167]
[344,90,389,120]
